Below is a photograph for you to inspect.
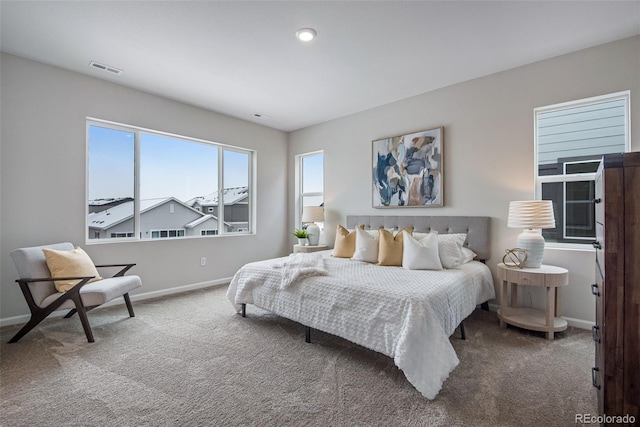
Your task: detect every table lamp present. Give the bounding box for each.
[507,200,555,268]
[302,206,324,246]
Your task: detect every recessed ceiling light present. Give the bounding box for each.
[295,28,316,42]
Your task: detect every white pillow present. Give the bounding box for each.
[461,247,477,263]
[439,239,465,269]
[402,231,443,270]
[437,233,467,246]
[414,232,468,269]
[438,234,467,269]
[414,232,466,244]
[352,226,379,263]
[364,228,395,238]
[364,229,379,238]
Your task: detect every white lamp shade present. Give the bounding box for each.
[301,206,324,223]
[508,200,555,229]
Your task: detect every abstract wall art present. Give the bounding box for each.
[372,127,443,208]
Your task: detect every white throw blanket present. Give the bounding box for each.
[272,253,328,289]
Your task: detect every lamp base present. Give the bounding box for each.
[516,229,545,268]
[306,223,320,246]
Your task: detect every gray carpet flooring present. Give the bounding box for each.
[0,285,597,427]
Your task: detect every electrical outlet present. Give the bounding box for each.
[200,257,206,266]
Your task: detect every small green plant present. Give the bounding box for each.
[292,228,313,238]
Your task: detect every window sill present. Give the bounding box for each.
[85,232,255,245]
[544,242,595,252]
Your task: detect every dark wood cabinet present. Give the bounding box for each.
[592,152,640,423]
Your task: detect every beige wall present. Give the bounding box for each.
[288,36,640,327]
[0,53,289,321]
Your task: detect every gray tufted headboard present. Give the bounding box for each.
[345,215,491,261]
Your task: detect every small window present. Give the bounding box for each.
[535,91,630,244]
[110,232,134,238]
[297,151,324,227]
[151,229,185,239]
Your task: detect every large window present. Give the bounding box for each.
[297,151,324,227]
[535,91,630,244]
[87,119,254,242]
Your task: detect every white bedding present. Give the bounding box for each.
[226,250,495,399]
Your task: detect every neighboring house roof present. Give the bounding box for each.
[88,197,206,231]
[186,186,248,207]
[185,214,216,229]
[88,197,133,206]
[88,201,134,230]
[186,214,235,229]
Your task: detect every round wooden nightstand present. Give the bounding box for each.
[497,263,569,340]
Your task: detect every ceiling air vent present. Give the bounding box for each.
[89,61,122,75]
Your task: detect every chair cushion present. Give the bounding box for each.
[42,247,103,292]
[39,275,142,309]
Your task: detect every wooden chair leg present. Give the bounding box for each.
[64,305,98,319]
[76,308,94,343]
[9,290,79,343]
[8,314,46,343]
[70,294,94,343]
[123,293,135,317]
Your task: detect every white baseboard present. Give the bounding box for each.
[126,277,231,303]
[0,278,232,328]
[486,302,500,312]
[562,316,595,330]
[484,303,593,331]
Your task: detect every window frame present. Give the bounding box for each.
[534,91,631,247]
[295,150,324,228]
[86,118,256,244]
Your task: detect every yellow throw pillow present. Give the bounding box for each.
[332,225,363,258]
[378,226,413,266]
[42,246,103,292]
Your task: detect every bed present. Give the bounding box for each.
[226,215,495,399]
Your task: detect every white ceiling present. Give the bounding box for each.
[2,1,639,132]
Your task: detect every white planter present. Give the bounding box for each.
[297,238,308,246]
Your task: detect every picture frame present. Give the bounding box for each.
[372,127,443,208]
